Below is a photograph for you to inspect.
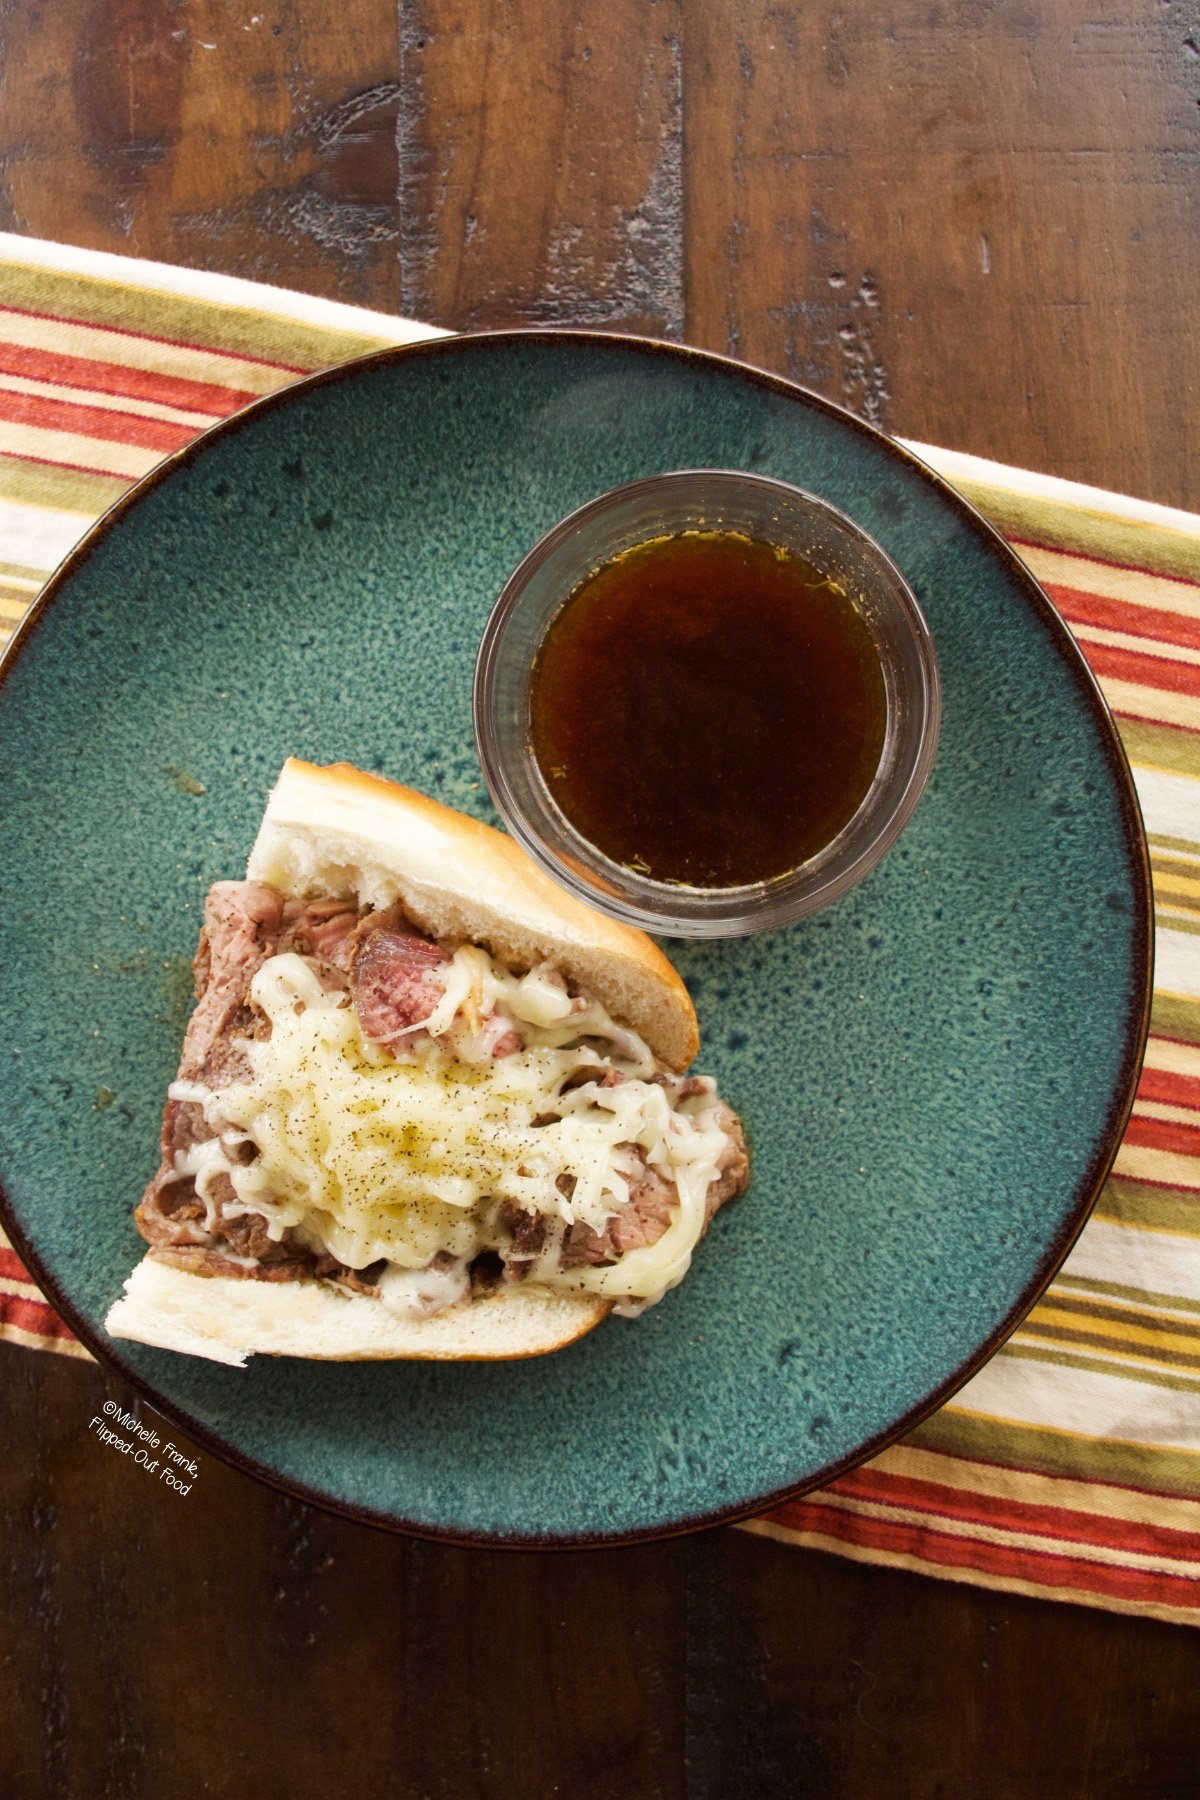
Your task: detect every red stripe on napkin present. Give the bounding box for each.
[0,387,196,452]
[0,342,253,416]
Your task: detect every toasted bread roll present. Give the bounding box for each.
[107,1257,609,1368]
[106,761,745,1366]
[248,760,698,1071]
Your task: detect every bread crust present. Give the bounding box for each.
[248,759,699,1070]
[107,1255,611,1366]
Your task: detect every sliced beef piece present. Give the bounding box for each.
[560,1063,626,1095]
[470,1250,505,1293]
[150,1037,256,1236]
[191,930,211,996]
[179,881,282,1081]
[136,1172,190,1244]
[706,1101,750,1220]
[149,1208,314,1282]
[160,1097,205,1164]
[138,1112,219,1241]
[138,880,286,1253]
[217,1209,299,1265]
[299,899,360,966]
[149,1245,316,1284]
[333,1266,383,1296]
[559,1102,750,1271]
[207,1169,238,1212]
[196,1029,255,1090]
[339,900,418,969]
[558,1224,612,1269]
[351,929,449,1044]
[312,1253,386,1296]
[135,1174,209,1247]
[560,1155,678,1269]
[247,1258,324,1285]
[157,1178,205,1222]
[149,1246,251,1278]
[608,1163,678,1253]
[498,1198,548,1282]
[277,896,361,969]
[156,1054,250,1199]
[151,1235,389,1294]
[654,1073,710,1102]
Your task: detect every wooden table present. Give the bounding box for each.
[3,5,1199,1794]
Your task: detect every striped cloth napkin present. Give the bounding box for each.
[3,235,1199,1625]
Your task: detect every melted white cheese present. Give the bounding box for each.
[178,946,731,1308]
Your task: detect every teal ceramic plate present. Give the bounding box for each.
[0,333,1151,1545]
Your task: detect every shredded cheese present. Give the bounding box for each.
[173,945,732,1310]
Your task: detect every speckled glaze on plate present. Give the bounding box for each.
[0,333,1150,1546]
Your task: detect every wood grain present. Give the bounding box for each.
[395,0,684,334]
[2,0,1194,500]
[684,1530,1200,1800]
[0,0,404,309]
[4,1346,1198,1797]
[0,1346,686,1799]
[684,2,1200,507]
[2,1,1200,1794]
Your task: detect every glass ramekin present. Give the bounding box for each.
[473,470,941,938]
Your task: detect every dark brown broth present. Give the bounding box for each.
[528,530,888,887]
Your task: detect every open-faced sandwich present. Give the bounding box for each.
[105,759,749,1365]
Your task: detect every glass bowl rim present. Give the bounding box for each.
[473,467,942,937]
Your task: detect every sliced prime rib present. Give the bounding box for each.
[135,880,750,1297]
[558,1102,750,1269]
[350,930,450,1044]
